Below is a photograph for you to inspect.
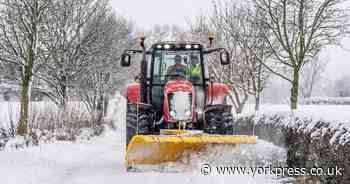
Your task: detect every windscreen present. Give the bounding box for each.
[152,50,203,85]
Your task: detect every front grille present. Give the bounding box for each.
[168,91,192,121]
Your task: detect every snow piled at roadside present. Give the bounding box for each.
[302,96,350,105]
[195,140,286,167]
[241,104,350,146]
[242,104,350,123]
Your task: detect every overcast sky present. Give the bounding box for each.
[110,0,350,79]
[110,0,211,30]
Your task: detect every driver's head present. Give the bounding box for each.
[190,55,199,65]
[174,55,182,64]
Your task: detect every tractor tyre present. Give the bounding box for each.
[204,111,234,135]
[126,103,153,146]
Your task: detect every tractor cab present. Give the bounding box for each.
[150,42,207,120]
[151,43,204,85]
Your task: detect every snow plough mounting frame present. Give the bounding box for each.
[121,33,257,170]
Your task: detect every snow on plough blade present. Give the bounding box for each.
[125,130,257,168]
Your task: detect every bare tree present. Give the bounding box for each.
[334,75,350,97]
[300,54,328,98]
[253,0,350,110]
[36,0,110,109]
[187,13,249,113]
[146,24,171,43]
[187,14,212,44]
[74,14,134,123]
[213,2,272,112]
[146,24,188,43]
[189,1,271,113]
[0,0,51,136]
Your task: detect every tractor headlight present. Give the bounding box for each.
[164,44,171,49]
[170,110,177,118]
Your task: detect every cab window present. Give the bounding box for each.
[152,50,203,85]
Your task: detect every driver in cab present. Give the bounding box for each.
[166,55,186,78]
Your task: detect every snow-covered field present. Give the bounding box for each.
[0,98,292,184]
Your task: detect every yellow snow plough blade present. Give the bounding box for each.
[125,131,257,168]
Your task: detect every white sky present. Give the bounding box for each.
[110,0,211,30]
[110,0,350,79]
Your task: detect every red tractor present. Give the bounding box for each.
[121,34,256,169]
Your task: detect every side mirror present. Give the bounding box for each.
[220,51,230,65]
[121,53,131,67]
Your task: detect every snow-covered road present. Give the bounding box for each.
[0,98,289,184]
[0,128,289,184]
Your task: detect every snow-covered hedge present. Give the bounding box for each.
[233,113,350,183]
[302,97,350,105]
[0,106,106,150]
[28,107,103,141]
[0,127,10,150]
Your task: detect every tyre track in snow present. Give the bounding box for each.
[47,131,125,184]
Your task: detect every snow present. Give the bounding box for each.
[302,96,350,105]
[0,97,290,184]
[0,102,19,129]
[4,135,27,149]
[0,130,287,184]
[242,104,350,123]
[0,101,87,129]
[3,94,350,183]
[242,104,350,146]
[0,131,125,184]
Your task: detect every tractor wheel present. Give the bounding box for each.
[204,111,234,135]
[126,103,153,146]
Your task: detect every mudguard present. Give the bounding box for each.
[125,83,140,103]
[206,82,230,105]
